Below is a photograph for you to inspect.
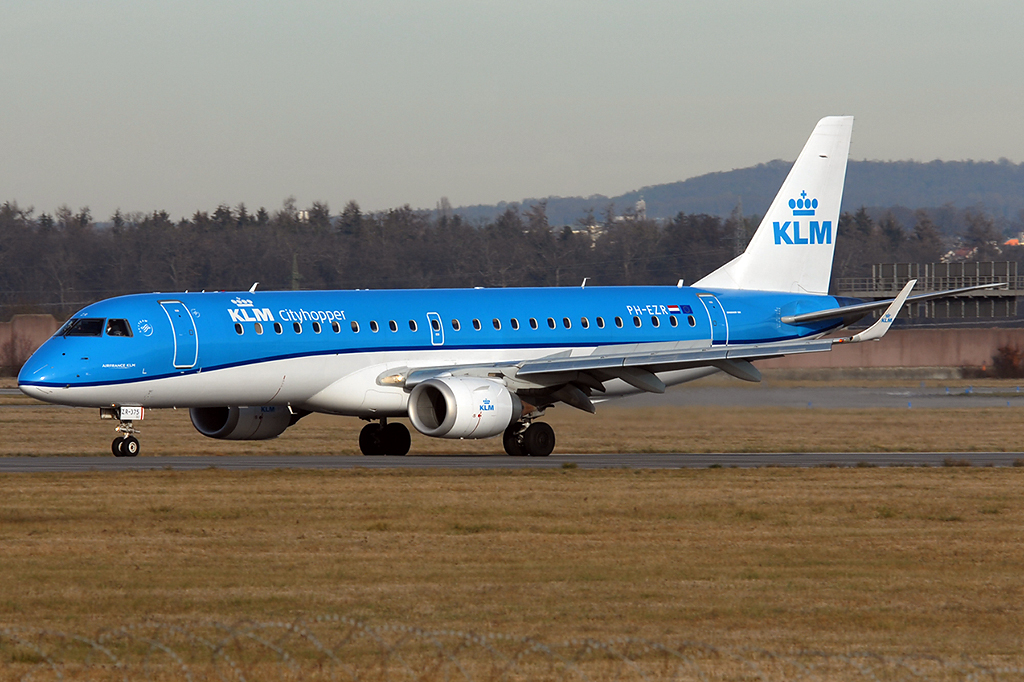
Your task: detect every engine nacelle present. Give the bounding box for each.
[407,377,522,439]
[189,406,294,440]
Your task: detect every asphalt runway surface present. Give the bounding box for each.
[2,452,1022,473]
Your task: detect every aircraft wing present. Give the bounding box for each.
[781,282,1006,325]
[401,281,923,413]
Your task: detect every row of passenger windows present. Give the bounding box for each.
[234,314,698,336]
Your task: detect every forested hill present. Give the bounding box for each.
[454,159,1024,226]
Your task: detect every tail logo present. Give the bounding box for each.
[789,190,818,216]
[774,190,830,245]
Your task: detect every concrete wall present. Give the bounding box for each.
[759,328,1024,369]
[0,315,62,375]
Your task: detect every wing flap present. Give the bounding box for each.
[517,338,834,378]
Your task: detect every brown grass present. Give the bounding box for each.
[0,467,1022,664]
[4,401,1024,456]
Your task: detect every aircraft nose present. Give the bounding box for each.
[17,345,58,394]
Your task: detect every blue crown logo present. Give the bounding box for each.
[788,190,817,216]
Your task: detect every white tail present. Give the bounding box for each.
[695,116,854,294]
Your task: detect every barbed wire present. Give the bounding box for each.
[2,615,1022,681]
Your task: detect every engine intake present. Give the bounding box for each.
[189,406,295,440]
[408,377,522,439]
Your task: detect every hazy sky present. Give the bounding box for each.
[2,1,1022,221]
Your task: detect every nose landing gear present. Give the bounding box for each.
[111,421,140,457]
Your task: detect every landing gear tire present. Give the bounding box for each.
[122,436,139,457]
[522,422,555,457]
[503,424,526,456]
[359,423,386,456]
[381,422,411,456]
[112,436,139,457]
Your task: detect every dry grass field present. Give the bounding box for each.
[5,375,1024,456]
[6,400,1024,456]
[3,376,1024,677]
[1,467,1023,673]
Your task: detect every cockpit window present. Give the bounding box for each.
[106,319,133,337]
[60,318,105,337]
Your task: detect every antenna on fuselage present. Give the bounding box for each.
[581,278,589,289]
[676,279,684,288]
[249,282,259,293]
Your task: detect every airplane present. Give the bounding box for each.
[17,116,1001,457]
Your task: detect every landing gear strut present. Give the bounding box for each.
[503,421,555,457]
[359,419,411,456]
[111,421,140,457]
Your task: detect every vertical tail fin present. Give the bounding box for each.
[694,116,853,294]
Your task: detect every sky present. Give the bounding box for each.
[1,0,1022,222]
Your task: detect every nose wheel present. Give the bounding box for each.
[112,435,140,457]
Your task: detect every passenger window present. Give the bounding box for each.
[581,317,589,329]
[669,316,678,327]
[389,320,398,332]
[472,319,481,330]
[651,316,660,328]
[62,318,105,337]
[409,320,418,332]
[451,319,461,331]
[547,317,556,329]
[687,315,696,327]
[274,322,283,334]
[492,318,501,330]
[332,321,341,333]
[255,322,264,335]
[633,316,641,328]
[234,323,243,335]
[431,318,440,332]
[106,319,133,337]
[562,317,571,329]
[370,321,379,333]
[510,318,519,330]
[596,317,605,329]
[312,321,322,333]
[614,316,623,328]
[293,322,302,333]
[529,318,538,330]
[351,321,360,333]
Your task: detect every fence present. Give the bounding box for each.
[2,616,1022,681]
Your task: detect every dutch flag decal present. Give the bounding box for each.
[667,305,681,314]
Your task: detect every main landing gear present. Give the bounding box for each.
[111,420,140,457]
[503,421,555,457]
[359,419,411,456]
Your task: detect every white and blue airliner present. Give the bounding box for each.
[17,117,995,457]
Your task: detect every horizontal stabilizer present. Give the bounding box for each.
[781,282,1007,326]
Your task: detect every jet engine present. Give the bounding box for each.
[189,406,295,440]
[407,377,522,439]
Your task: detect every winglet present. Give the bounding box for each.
[836,279,916,344]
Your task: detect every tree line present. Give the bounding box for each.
[0,198,1013,320]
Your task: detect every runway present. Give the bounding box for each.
[1,451,1022,473]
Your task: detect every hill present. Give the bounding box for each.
[453,159,1024,226]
